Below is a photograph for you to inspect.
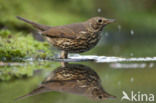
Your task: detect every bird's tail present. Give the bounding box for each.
[16,16,51,31]
[15,86,50,101]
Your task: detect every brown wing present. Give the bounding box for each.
[42,23,89,40]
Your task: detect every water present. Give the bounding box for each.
[1,37,156,103]
[69,55,156,63]
[0,55,156,103]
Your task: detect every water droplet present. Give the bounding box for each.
[97,8,102,13]
[118,81,121,86]
[130,30,134,35]
[130,53,134,56]
[117,25,122,31]
[104,32,109,37]
[149,63,154,68]
[130,77,134,83]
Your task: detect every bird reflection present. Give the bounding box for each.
[16,62,115,101]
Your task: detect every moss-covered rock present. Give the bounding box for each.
[0,29,53,61]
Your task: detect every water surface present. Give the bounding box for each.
[0,58,156,103]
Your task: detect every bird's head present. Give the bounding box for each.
[91,87,116,101]
[87,17,115,31]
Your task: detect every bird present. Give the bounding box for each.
[16,16,114,59]
[15,63,116,101]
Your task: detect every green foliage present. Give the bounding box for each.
[0,0,90,30]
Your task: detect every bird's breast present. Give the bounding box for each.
[46,32,101,53]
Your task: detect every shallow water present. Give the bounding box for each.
[1,34,156,103]
[22,54,156,63]
[0,58,156,103]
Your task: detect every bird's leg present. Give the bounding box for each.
[60,51,68,67]
[60,50,68,59]
[61,62,68,67]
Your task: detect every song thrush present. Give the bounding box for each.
[15,63,115,101]
[17,16,114,58]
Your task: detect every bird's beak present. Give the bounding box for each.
[105,19,115,24]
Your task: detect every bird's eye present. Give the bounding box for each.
[98,19,102,23]
[98,95,102,99]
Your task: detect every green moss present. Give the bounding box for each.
[0,29,11,37]
[0,29,53,61]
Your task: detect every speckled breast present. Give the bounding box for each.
[47,32,101,53]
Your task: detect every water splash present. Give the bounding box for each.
[14,55,156,64]
[69,54,156,63]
